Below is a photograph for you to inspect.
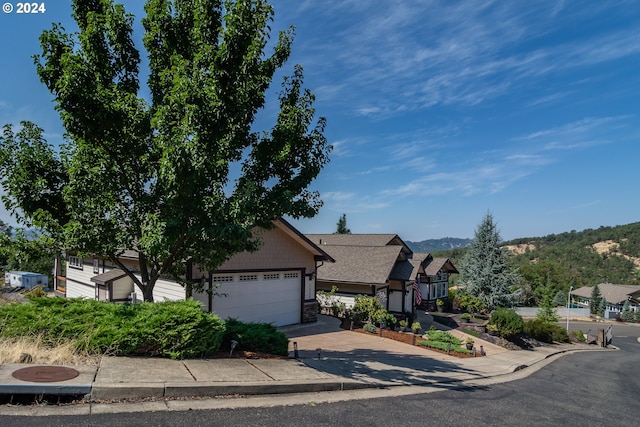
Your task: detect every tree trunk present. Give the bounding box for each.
[141,282,155,302]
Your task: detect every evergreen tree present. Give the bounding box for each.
[335,214,351,234]
[621,299,634,322]
[536,285,559,323]
[598,297,607,317]
[590,284,602,314]
[553,290,566,307]
[459,212,520,311]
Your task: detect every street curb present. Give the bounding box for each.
[91,379,373,400]
[0,382,92,396]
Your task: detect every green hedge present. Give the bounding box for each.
[222,318,289,356]
[0,298,225,359]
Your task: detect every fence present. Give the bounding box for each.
[514,307,591,318]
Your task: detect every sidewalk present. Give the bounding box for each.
[0,315,610,406]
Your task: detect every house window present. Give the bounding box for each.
[93,259,99,274]
[68,256,83,270]
[212,275,234,283]
[284,272,299,279]
[239,274,258,282]
[264,273,280,280]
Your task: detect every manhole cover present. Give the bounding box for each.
[12,366,80,383]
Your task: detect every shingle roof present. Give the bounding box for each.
[307,234,398,247]
[408,253,459,278]
[389,260,414,281]
[90,269,128,285]
[572,283,640,304]
[306,234,412,254]
[426,257,459,276]
[315,245,403,285]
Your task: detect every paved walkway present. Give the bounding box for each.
[0,315,610,413]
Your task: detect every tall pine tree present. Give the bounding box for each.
[590,284,602,315]
[459,212,520,311]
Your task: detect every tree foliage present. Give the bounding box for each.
[335,213,351,234]
[459,212,520,310]
[0,229,55,282]
[0,0,331,301]
[590,284,602,315]
[507,223,640,288]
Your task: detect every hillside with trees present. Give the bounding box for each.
[406,237,472,253]
[431,222,640,307]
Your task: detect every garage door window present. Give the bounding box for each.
[239,274,258,281]
[264,273,280,280]
[284,272,299,279]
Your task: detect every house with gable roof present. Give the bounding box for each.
[306,233,458,315]
[409,253,459,311]
[572,283,640,317]
[55,218,334,326]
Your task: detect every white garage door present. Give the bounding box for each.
[209,271,301,326]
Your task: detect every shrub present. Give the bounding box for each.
[222,318,289,356]
[457,293,487,314]
[571,330,586,342]
[363,323,377,334]
[419,329,465,352]
[417,339,472,355]
[424,330,462,346]
[0,298,226,359]
[524,319,570,343]
[23,286,47,299]
[489,308,524,339]
[461,313,471,320]
[352,295,384,324]
[411,321,421,331]
[316,285,347,318]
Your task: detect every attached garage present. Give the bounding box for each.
[195,271,303,326]
[62,218,333,327]
[188,218,334,326]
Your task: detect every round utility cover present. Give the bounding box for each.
[12,366,80,383]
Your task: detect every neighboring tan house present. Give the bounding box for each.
[572,283,640,316]
[54,218,334,326]
[306,234,458,315]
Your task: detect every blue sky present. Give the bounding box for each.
[1,1,639,241]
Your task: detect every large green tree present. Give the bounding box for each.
[459,212,520,311]
[0,0,330,301]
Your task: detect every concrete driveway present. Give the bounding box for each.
[279,314,507,361]
[279,314,512,387]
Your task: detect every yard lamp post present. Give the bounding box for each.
[566,286,573,332]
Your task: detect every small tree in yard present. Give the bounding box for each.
[0,0,331,301]
[590,284,603,315]
[459,212,520,311]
